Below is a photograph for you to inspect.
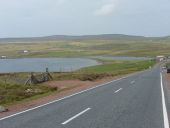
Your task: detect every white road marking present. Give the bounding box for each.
[0,76,125,121]
[114,88,123,93]
[160,73,170,128]
[0,70,145,121]
[62,108,91,125]
[131,81,135,84]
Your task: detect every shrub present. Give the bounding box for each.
[79,73,112,81]
[0,83,58,105]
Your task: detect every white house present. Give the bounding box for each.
[156,56,165,62]
[1,56,7,59]
[23,50,29,53]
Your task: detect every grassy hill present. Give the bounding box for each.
[0,34,147,43]
[0,34,170,58]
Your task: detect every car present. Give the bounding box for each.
[162,66,166,69]
[167,68,170,73]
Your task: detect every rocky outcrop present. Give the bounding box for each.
[0,106,8,113]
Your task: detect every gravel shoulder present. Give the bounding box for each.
[162,72,170,123]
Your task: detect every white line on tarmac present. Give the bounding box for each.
[114,88,123,93]
[130,81,135,84]
[62,108,91,125]
[160,73,170,128]
[0,70,146,121]
[0,77,125,121]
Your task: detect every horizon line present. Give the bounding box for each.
[0,33,169,39]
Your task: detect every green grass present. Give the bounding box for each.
[78,60,155,74]
[50,60,156,81]
[73,60,156,81]
[0,60,156,83]
[0,83,57,105]
[1,38,170,58]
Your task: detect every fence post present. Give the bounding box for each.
[46,68,53,80]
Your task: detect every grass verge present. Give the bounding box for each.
[0,59,156,106]
[0,84,57,105]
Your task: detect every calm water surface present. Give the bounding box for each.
[0,56,152,73]
[0,58,98,73]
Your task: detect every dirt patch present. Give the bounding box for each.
[46,80,103,89]
[0,76,120,118]
[163,73,170,89]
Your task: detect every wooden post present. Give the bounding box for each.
[45,68,53,80]
[46,68,48,73]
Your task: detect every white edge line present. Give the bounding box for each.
[62,108,91,125]
[0,71,144,121]
[160,73,170,128]
[114,88,123,93]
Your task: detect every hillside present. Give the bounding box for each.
[0,34,159,43]
[0,34,170,58]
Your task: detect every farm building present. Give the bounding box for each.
[1,56,7,59]
[156,56,166,62]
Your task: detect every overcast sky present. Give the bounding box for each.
[0,0,170,38]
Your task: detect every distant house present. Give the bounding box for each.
[23,50,29,53]
[1,56,7,59]
[18,50,30,54]
[18,50,29,54]
[156,56,166,62]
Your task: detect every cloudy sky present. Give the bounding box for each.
[0,0,170,38]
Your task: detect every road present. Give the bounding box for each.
[0,66,169,128]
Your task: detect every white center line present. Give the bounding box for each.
[160,73,170,128]
[131,81,135,84]
[114,88,123,93]
[1,71,142,121]
[62,108,91,125]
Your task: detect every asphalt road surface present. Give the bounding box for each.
[0,66,169,128]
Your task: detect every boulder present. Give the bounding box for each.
[0,106,8,112]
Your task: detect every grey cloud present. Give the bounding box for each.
[0,0,170,37]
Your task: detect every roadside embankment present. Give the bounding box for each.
[0,60,156,117]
